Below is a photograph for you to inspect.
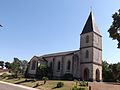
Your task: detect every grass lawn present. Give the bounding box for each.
[36,80,75,90]
[1,78,77,90]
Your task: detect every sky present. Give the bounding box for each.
[0,0,120,63]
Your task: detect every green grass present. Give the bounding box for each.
[36,80,75,90]
[1,78,88,90]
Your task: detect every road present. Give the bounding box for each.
[0,81,39,90]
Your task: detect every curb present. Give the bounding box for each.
[0,81,40,90]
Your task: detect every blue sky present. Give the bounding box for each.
[0,0,120,63]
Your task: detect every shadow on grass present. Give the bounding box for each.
[14,79,35,84]
[52,86,63,89]
[32,83,44,88]
[52,86,58,89]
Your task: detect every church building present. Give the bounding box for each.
[27,12,102,81]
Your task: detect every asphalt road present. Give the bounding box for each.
[0,81,39,90]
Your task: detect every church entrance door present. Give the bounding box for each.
[96,69,100,82]
[84,68,89,81]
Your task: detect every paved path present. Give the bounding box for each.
[89,82,120,90]
[0,81,39,90]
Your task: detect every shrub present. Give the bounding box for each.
[42,76,48,80]
[56,82,64,88]
[72,85,78,90]
[80,81,88,86]
[11,73,17,78]
[1,73,9,79]
[72,85,86,90]
[116,79,120,83]
[74,79,78,86]
[79,87,86,90]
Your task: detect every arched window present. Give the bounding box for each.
[85,50,89,58]
[31,60,36,70]
[86,35,89,43]
[67,60,71,71]
[57,61,60,71]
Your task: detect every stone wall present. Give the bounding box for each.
[28,56,38,75]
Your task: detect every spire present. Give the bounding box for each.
[81,11,100,35]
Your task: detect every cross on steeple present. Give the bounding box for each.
[81,11,100,35]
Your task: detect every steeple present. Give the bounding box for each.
[81,11,100,35]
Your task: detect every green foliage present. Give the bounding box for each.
[56,82,64,88]
[74,79,78,86]
[72,85,78,90]
[0,61,4,69]
[42,76,48,80]
[102,61,120,82]
[108,9,120,48]
[72,85,86,90]
[79,87,86,90]
[102,61,113,81]
[80,81,88,86]
[37,64,49,79]
[5,62,11,69]
[9,58,28,78]
[20,60,28,75]
[116,79,120,83]
[10,58,22,78]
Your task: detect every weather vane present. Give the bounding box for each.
[90,6,92,12]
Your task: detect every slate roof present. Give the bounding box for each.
[81,11,100,35]
[41,50,80,58]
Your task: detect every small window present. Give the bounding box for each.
[50,62,53,69]
[31,60,36,70]
[57,61,60,71]
[86,35,89,43]
[67,60,71,71]
[85,50,89,58]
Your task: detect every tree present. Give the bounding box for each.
[5,62,11,69]
[11,58,22,78]
[0,61,4,69]
[102,61,111,81]
[20,60,28,75]
[102,60,120,82]
[36,64,50,79]
[9,58,28,78]
[108,9,120,48]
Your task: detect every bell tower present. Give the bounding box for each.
[80,12,102,81]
